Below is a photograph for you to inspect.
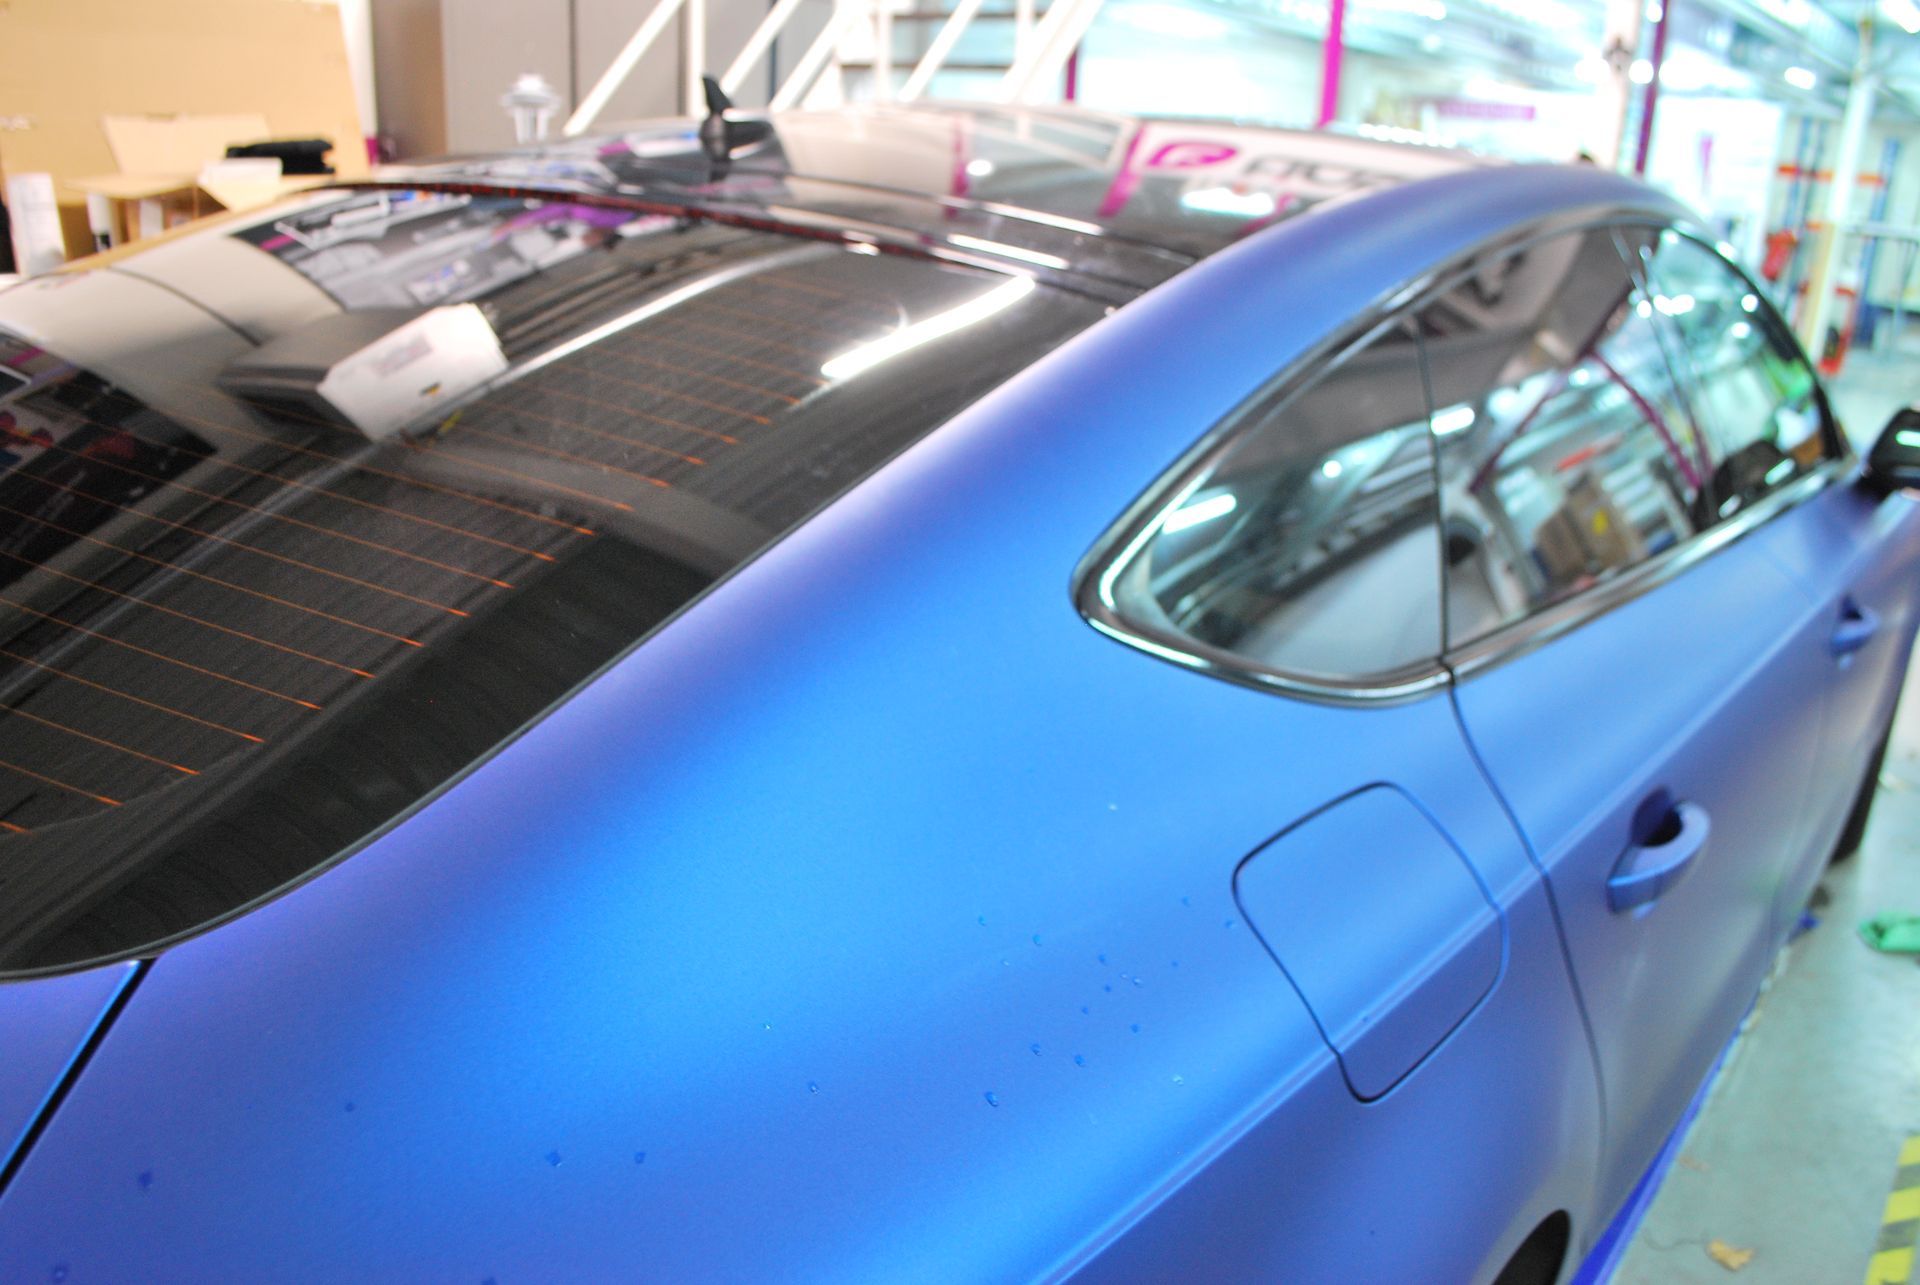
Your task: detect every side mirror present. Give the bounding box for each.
[1862,407,1920,494]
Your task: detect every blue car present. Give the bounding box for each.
[1,104,1917,1282]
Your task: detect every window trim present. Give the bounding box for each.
[1077,310,1451,706]
[1074,200,1854,707]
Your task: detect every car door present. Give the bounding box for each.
[1634,227,1920,923]
[1416,222,1832,1217]
[1785,478,1920,859]
[1076,311,1605,1279]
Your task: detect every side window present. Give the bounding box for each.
[1092,318,1440,687]
[1419,226,1710,648]
[1634,229,1839,520]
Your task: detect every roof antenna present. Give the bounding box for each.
[698,75,734,176]
[695,75,775,179]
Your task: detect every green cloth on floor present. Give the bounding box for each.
[1857,913,1920,953]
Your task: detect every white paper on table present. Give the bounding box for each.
[317,303,509,440]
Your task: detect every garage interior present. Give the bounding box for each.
[4,0,1920,1281]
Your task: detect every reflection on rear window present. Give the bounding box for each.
[0,191,1101,976]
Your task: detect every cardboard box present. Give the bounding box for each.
[67,118,325,250]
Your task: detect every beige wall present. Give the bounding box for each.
[443,0,573,154]
[371,0,824,160]
[372,0,450,159]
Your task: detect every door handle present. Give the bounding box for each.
[1832,598,1881,657]
[1608,802,1710,913]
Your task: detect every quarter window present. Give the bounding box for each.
[1419,227,1710,647]
[1634,230,1838,520]
[1094,319,1441,686]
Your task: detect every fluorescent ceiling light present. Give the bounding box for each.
[946,235,1069,270]
[1180,187,1278,219]
[1432,404,1477,435]
[821,277,1035,380]
[1629,59,1654,85]
[1881,0,1920,34]
[965,158,995,178]
[1784,65,1817,90]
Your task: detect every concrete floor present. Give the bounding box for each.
[1613,342,1920,1285]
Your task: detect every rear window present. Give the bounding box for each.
[0,188,1102,976]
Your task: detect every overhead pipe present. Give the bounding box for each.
[684,0,709,117]
[1631,0,1672,175]
[1316,0,1345,129]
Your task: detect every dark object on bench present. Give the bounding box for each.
[225,138,336,175]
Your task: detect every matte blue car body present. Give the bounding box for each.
[0,153,1910,1281]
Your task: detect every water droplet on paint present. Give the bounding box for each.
[545,1151,562,1167]
[1172,1074,1185,1085]
[1029,1043,1042,1056]
[344,1100,356,1113]
[1224,919,1236,929]
[634,1151,647,1165]
[1079,1005,1090,1015]
[1131,976,1144,988]
[1073,1054,1087,1067]
[808,1081,820,1094]
[984,1091,1000,1107]
[977,915,987,927]
[1181,896,1191,907]
[50,1267,67,1283]
[1031,934,1042,946]
[137,1170,153,1192]
[1097,953,1108,965]
[1103,984,1113,993]
[1130,1023,1141,1034]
